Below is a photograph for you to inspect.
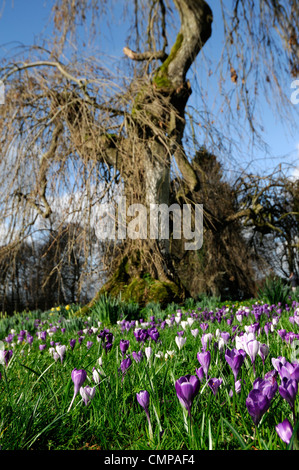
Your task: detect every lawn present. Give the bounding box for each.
[0,292,299,451]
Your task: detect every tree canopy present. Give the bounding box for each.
[0,0,298,312]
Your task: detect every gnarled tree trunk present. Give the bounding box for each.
[79,0,213,311]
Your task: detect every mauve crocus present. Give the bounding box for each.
[201,333,213,350]
[69,339,76,350]
[258,343,269,365]
[225,348,246,382]
[191,328,199,338]
[197,350,211,379]
[80,385,96,406]
[148,327,159,343]
[39,344,46,352]
[132,350,143,363]
[0,349,13,366]
[175,374,200,417]
[27,334,34,345]
[253,371,278,401]
[195,366,205,382]
[120,357,132,381]
[208,377,222,395]
[279,377,298,412]
[120,339,130,356]
[136,390,153,439]
[246,372,277,426]
[246,389,270,426]
[275,419,293,445]
[136,389,150,412]
[278,361,299,382]
[229,379,243,397]
[68,368,87,412]
[87,341,93,350]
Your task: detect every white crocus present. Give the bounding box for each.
[175,336,186,350]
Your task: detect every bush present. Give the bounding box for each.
[258,276,290,305]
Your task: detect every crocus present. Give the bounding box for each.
[175,336,186,350]
[195,366,205,382]
[279,377,298,412]
[246,389,270,426]
[68,368,87,412]
[175,374,200,417]
[132,350,143,363]
[121,356,132,372]
[208,377,223,395]
[136,390,150,412]
[258,343,269,365]
[119,339,130,356]
[80,385,96,406]
[148,327,159,342]
[225,348,245,382]
[56,344,66,363]
[0,349,13,366]
[197,350,211,379]
[145,346,152,361]
[136,390,153,439]
[275,419,293,445]
[277,361,299,382]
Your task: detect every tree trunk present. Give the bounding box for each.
[78,1,213,313]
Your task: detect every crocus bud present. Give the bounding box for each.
[80,385,96,406]
[136,390,150,412]
[275,418,293,445]
[71,368,87,396]
[119,339,130,355]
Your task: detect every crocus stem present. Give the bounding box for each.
[67,392,76,412]
[146,411,153,440]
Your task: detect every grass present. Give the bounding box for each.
[0,293,299,450]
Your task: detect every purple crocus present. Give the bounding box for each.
[279,377,298,412]
[246,389,270,426]
[136,389,150,413]
[132,350,143,363]
[278,361,299,382]
[275,418,294,445]
[120,339,130,356]
[246,372,277,426]
[148,327,159,343]
[120,356,132,374]
[68,368,87,412]
[208,377,222,395]
[195,366,205,382]
[175,374,200,417]
[69,339,76,350]
[136,390,153,439]
[225,348,245,382]
[0,349,13,366]
[197,350,211,379]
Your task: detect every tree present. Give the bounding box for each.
[0,0,298,310]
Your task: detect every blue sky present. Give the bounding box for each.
[1,0,298,179]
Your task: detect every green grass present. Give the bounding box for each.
[0,295,299,450]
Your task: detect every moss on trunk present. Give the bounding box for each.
[77,253,185,316]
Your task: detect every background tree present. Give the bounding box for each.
[0,0,298,311]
